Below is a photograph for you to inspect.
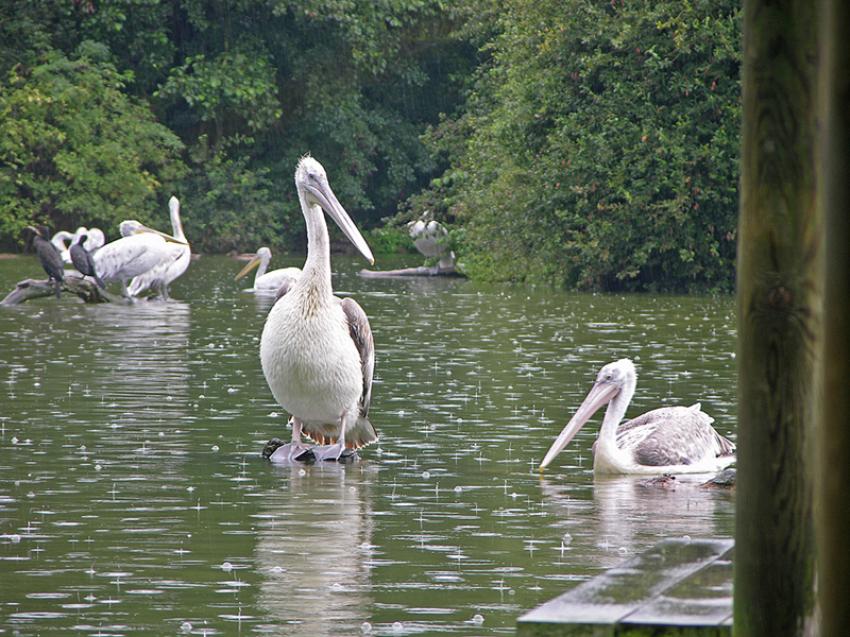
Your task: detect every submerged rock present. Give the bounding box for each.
[637,474,679,490]
[700,466,736,489]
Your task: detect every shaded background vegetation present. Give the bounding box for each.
[0,0,740,292]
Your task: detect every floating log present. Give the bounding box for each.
[1,275,122,305]
[358,265,463,279]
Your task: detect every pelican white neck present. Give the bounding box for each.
[169,196,186,241]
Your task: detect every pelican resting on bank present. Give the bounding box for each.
[93,220,186,298]
[51,227,106,263]
[84,227,105,251]
[261,156,377,463]
[407,213,455,270]
[539,359,736,475]
[127,196,191,299]
[50,230,75,264]
[235,246,301,293]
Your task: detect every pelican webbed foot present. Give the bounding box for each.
[262,438,315,464]
[311,443,358,463]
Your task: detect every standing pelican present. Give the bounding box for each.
[539,359,735,475]
[69,233,105,288]
[235,247,301,293]
[260,156,377,463]
[93,220,186,298]
[127,196,191,299]
[27,225,64,298]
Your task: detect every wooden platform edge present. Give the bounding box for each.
[516,538,734,637]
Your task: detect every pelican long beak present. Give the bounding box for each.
[235,256,261,281]
[307,179,375,265]
[539,381,620,470]
[132,224,189,245]
[26,225,42,237]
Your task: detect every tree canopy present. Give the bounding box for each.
[413,0,741,292]
[0,0,742,292]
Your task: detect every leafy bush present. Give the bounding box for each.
[414,0,741,292]
[364,225,415,255]
[176,137,297,254]
[0,42,185,247]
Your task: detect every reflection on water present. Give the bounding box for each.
[0,255,736,635]
[540,476,732,573]
[254,464,375,635]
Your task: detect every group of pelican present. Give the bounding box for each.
[251,156,734,475]
[51,227,106,262]
[27,155,736,476]
[28,197,191,300]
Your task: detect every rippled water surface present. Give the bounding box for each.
[0,255,736,635]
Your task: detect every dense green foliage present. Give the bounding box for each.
[0,0,474,252]
[0,0,742,291]
[413,0,741,291]
[0,42,185,241]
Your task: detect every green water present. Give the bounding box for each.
[0,255,736,636]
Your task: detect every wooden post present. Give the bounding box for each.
[735,1,820,635]
[816,2,850,635]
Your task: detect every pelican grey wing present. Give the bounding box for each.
[127,242,186,296]
[623,406,722,467]
[94,239,150,281]
[341,297,374,417]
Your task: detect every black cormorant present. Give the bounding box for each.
[70,233,105,288]
[27,225,64,298]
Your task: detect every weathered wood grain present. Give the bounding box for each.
[816,2,850,635]
[736,1,820,635]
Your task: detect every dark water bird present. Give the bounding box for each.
[260,156,377,463]
[27,225,64,298]
[539,358,736,475]
[69,233,105,288]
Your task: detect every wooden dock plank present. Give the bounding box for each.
[516,539,733,637]
[622,547,733,627]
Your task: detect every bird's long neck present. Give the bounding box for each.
[299,194,333,299]
[597,377,636,452]
[170,205,186,242]
[254,253,270,285]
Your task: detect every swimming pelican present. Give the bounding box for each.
[27,226,64,298]
[539,359,735,475]
[260,156,377,463]
[127,196,191,299]
[69,233,105,288]
[93,220,186,298]
[235,247,301,293]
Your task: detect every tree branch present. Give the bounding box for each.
[1,275,124,305]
